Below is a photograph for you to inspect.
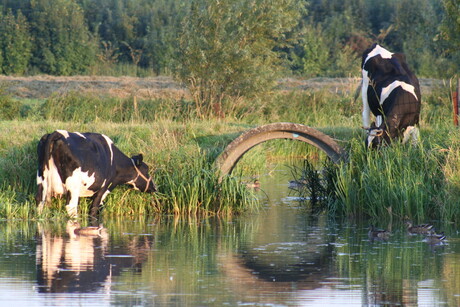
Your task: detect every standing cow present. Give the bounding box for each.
[361,43,421,147]
[36,130,156,218]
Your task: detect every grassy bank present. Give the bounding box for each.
[0,81,458,221]
[0,120,265,219]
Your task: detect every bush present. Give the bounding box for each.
[0,91,20,120]
[176,0,305,118]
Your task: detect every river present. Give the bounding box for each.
[0,163,459,306]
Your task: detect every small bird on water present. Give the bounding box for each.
[245,179,260,189]
[368,225,391,241]
[404,220,434,235]
[425,231,447,244]
[74,225,104,236]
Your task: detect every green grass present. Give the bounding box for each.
[330,137,457,221]
[0,82,458,221]
[0,119,261,219]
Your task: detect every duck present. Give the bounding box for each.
[288,179,308,189]
[404,220,434,235]
[368,225,391,241]
[74,225,104,236]
[246,180,260,189]
[425,231,447,244]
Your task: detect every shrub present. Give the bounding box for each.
[0,90,20,120]
[176,0,305,117]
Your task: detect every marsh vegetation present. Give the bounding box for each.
[0,78,458,222]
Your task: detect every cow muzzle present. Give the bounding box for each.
[363,126,384,137]
[367,128,384,137]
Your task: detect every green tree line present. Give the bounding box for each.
[0,0,458,78]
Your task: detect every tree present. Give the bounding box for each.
[440,0,460,73]
[29,0,97,75]
[177,0,305,117]
[392,0,446,76]
[0,9,32,74]
[291,25,331,77]
[142,0,188,74]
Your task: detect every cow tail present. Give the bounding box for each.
[36,131,64,207]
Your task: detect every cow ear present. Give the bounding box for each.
[393,53,406,63]
[131,154,143,166]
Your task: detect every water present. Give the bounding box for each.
[1,164,460,306]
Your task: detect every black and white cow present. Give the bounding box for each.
[361,43,421,147]
[35,130,156,218]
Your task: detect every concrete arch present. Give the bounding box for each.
[216,122,345,179]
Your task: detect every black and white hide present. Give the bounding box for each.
[35,130,156,218]
[361,43,421,147]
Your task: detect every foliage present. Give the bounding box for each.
[439,0,460,68]
[0,83,457,221]
[28,0,97,75]
[5,84,364,126]
[0,119,259,219]
[290,24,332,77]
[0,0,458,78]
[331,138,455,221]
[288,159,337,213]
[392,0,448,77]
[176,0,305,117]
[77,0,188,75]
[0,9,32,74]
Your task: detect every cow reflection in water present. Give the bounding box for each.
[36,221,152,293]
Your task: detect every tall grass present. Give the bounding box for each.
[0,81,458,221]
[0,120,259,219]
[4,86,363,125]
[330,136,458,221]
[101,151,259,217]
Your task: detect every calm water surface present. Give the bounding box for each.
[1,165,459,306]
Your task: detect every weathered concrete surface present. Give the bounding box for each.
[216,122,346,179]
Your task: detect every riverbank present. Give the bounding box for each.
[0,78,458,221]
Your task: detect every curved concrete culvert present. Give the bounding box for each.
[216,122,346,180]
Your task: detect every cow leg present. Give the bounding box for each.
[36,174,49,214]
[402,126,419,145]
[65,191,80,218]
[90,188,111,218]
[361,72,371,128]
[64,174,82,218]
[36,183,45,213]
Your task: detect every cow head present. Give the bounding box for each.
[365,123,390,148]
[130,154,157,193]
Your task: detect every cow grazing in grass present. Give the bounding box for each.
[361,43,421,147]
[35,130,156,218]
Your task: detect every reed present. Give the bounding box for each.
[330,137,453,221]
[0,83,458,221]
[0,120,259,219]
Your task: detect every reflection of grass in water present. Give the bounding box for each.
[442,253,460,306]
[287,158,339,216]
[109,216,258,306]
[0,220,39,281]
